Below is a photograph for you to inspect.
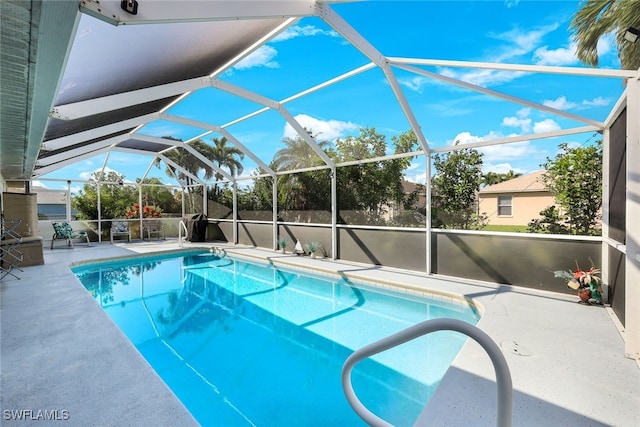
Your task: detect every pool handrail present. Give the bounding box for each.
[178,220,188,247]
[341,318,513,427]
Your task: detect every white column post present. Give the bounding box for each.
[331,166,337,260]
[66,180,72,222]
[601,126,610,302]
[232,181,238,244]
[138,185,143,239]
[425,151,432,275]
[625,77,640,360]
[95,180,102,243]
[273,176,278,250]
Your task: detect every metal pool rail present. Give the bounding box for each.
[341,318,513,427]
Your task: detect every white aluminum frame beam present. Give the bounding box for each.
[33,146,112,176]
[36,134,129,167]
[42,113,159,150]
[159,113,275,176]
[213,79,335,167]
[394,63,604,128]
[388,57,639,79]
[155,153,206,187]
[222,62,375,128]
[318,4,430,152]
[132,134,235,181]
[624,77,640,360]
[81,0,321,26]
[50,78,211,120]
[430,126,601,153]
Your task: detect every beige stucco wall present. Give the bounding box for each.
[479,191,555,226]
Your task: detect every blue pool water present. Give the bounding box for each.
[73,251,479,426]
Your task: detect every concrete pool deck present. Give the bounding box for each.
[1,240,639,426]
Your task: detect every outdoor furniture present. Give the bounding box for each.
[1,219,23,279]
[110,221,131,244]
[51,222,90,249]
[142,219,164,240]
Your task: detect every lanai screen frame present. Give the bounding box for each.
[30,1,640,360]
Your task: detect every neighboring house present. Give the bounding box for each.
[478,170,554,226]
[33,186,76,220]
[385,180,427,223]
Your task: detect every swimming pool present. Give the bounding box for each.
[73,250,480,426]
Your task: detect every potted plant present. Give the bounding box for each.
[553,261,603,305]
[305,241,320,259]
[278,237,288,254]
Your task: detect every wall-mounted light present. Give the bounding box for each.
[121,0,138,15]
[624,27,639,43]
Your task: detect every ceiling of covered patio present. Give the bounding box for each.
[1,0,637,186]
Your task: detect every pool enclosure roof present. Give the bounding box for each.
[1,0,638,183]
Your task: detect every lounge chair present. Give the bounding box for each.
[110,221,131,244]
[51,221,90,249]
[142,219,164,240]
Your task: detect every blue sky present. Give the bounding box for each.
[38,0,625,191]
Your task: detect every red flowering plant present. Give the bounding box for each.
[553,260,603,305]
[125,203,162,218]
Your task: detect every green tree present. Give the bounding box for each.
[154,137,215,213]
[570,0,640,70]
[71,171,137,221]
[527,205,569,234]
[208,136,244,198]
[335,128,417,224]
[272,131,332,212]
[482,170,522,187]
[138,177,181,214]
[541,141,602,235]
[431,144,485,229]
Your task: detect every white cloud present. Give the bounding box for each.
[501,107,532,132]
[543,96,577,110]
[450,131,543,164]
[596,34,613,58]
[502,116,532,132]
[398,75,430,94]
[489,24,560,61]
[233,45,279,70]
[582,96,610,107]
[439,67,526,88]
[533,44,577,66]
[283,114,359,142]
[233,25,339,71]
[533,118,561,133]
[272,25,339,42]
[482,162,525,174]
[504,0,521,8]
[404,162,427,184]
[79,166,122,181]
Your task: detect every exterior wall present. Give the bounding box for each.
[432,231,601,295]
[479,191,554,226]
[191,219,603,297]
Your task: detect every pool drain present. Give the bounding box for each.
[500,340,533,356]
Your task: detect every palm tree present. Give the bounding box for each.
[272,132,331,211]
[570,0,640,70]
[273,133,330,171]
[154,137,216,212]
[208,137,244,197]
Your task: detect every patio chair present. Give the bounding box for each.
[142,219,164,240]
[51,222,90,249]
[110,221,131,244]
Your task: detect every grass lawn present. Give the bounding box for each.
[482,224,529,233]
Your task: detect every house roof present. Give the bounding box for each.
[479,170,548,194]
